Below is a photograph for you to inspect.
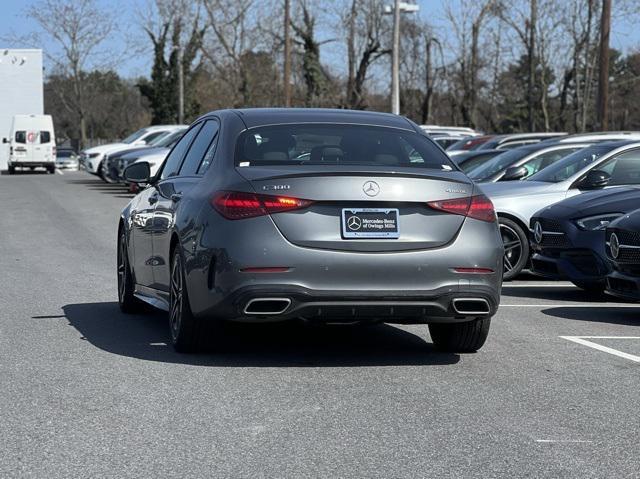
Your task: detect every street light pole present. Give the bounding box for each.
[391,0,401,115]
[177,45,184,124]
[385,1,419,115]
[284,0,292,107]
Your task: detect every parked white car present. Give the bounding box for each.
[3,114,56,174]
[81,125,183,177]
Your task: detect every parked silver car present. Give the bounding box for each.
[481,140,640,279]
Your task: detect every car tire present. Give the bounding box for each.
[572,281,606,294]
[117,230,145,313]
[169,247,207,353]
[8,166,15,175]
[47,166,55,174]
[499,217,529,281]
[429,318,491,353]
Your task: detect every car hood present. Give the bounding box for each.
[480,180,557,199]
[83,143,127,154]
[609,207,640,231]
[538,186,640,220]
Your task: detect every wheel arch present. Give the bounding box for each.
[496,211,529,233]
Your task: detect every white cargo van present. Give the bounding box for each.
[3,115,56,174]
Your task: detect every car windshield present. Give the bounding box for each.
[467,147,535,181]
[236,124,454,170]
[455,153,500,173]
[122,129,148,144]
[154,129,185,148]
[526,144,614,183]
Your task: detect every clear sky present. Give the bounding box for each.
[1,0,638,79]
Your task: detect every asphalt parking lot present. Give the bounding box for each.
[1,171,639,478]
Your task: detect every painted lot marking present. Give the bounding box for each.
[535,439,593,444]
[501,304,640,308]
[56,169,64,175]
[560,336,640,363]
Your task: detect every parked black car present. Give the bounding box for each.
[605,209,640,300]
[529,186,640,292]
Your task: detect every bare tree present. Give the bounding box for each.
[25,0,116,148]
[444,0,497,127]
[344,0,390,109]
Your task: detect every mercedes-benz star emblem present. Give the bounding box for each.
[363,181,380,197]
[347,216,362,230]
[533,221,543,244]
[610,232,620,259]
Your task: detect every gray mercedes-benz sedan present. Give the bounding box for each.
[118,109,503,353]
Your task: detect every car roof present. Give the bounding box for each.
[491,132,567,143]
[228,108,416,130]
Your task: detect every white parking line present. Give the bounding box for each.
[56,169,63,175]
[535,439,593,444]
[501,304,640,308]
[504,284,574,288]
[560,336,640,363]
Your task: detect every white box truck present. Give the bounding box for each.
[3,114,56,174]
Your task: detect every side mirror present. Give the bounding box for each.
[2,138,7,144]
[123,161,151,184]
[501,165,528,181]
[581,169,611,189]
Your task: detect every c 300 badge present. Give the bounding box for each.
[262,184,291,191]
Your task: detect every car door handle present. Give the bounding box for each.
[149,194,158,205]
[171,193,183,202]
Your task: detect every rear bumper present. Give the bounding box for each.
[606,270,640,301]
[186,211,504,323]
[196,284,500,323]
[9,161,54,167]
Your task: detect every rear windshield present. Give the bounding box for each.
[527,144,613,183]
[235,124,454,170]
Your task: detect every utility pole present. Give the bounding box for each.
[527,0,537,132]
[384,1,419,115]
[284,0,292,107]
[597,0,611,130]
[177,45,184,124]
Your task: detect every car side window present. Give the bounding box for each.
[159,124,202,180]
[15,131,26,144]
[180,119,220,176]
[598,149,640,186]
[523,148,580,177]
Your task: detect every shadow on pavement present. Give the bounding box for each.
[57,302,460,367]
[541,306,640,326]
[501,285,621,303]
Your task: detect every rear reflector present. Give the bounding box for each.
[212,191,313,220]
[427,194,496,222]
[453,267,495,274]
[240,267,291,273]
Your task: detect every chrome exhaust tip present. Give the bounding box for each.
[243,298,292,315]
[451,298,491,315]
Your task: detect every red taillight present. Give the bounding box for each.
[212,191,313,220]
[427,194,496,223]
[453,267,495,274]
